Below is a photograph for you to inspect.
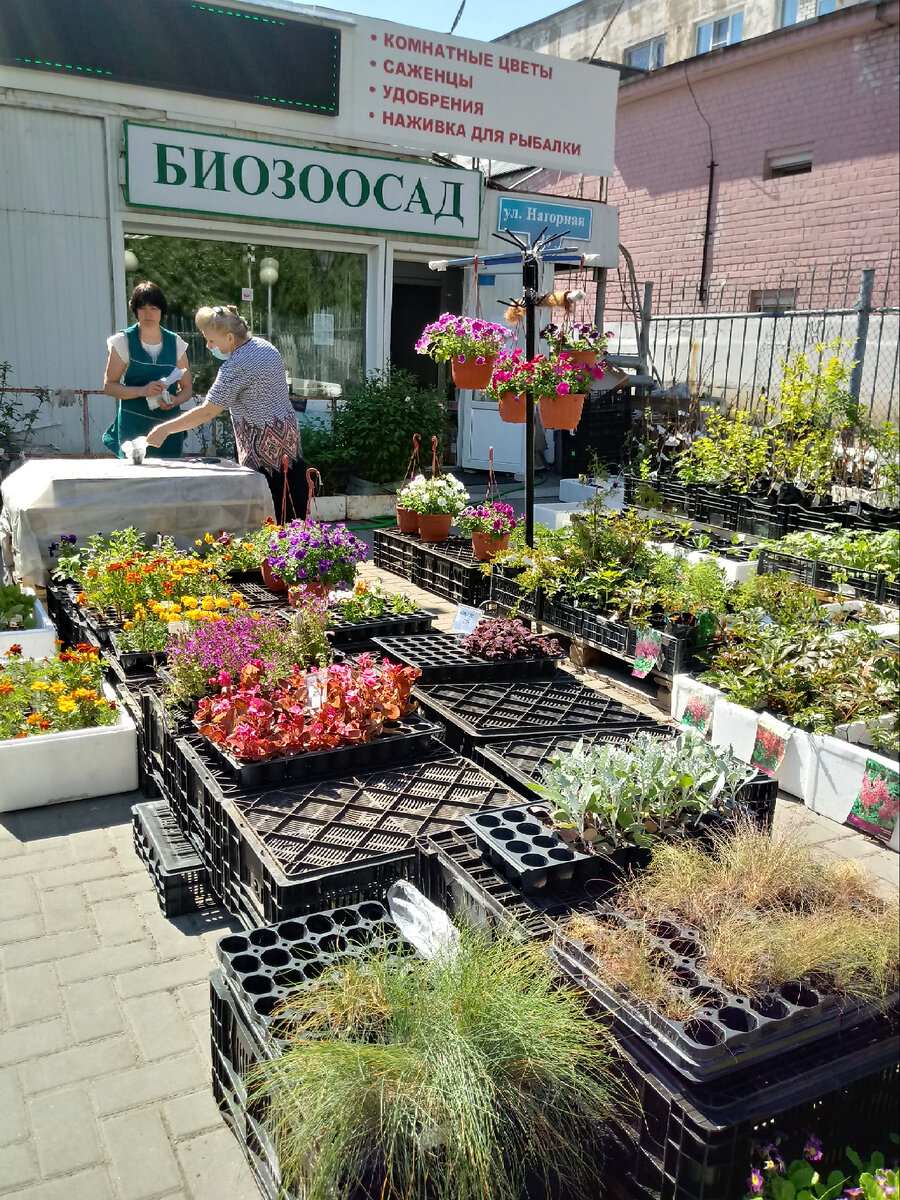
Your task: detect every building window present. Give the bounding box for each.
[625,36,666,70]
[782,0,836,26]
[750,288,798,312]
[765,150,813,178]
[696,12,743,53]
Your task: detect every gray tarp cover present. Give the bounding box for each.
[0,458,274,586]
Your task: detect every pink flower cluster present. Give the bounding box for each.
[415,314,509,362]
[457,501,517,537]
[485,349,603,401]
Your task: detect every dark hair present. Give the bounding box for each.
[130,281,168,318]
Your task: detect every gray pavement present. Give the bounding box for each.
[1,561,896,1198]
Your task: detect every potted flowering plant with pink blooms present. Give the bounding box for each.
[541,322,612,367]
[415,314,509,389]
[457,501,518,561]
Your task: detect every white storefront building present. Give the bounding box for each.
[0,0,618,473]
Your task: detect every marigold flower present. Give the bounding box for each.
[5,643,23,657]
[56,697,77,712]
[0,682,14,695]
[25,713,43,725]
[31,681,50,692]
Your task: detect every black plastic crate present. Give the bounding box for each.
[605,1014,899,1200]
[738,498,788,540]
[884,578,900,608]
[199,707,442,789]
[372,527,421,584]
[370,632,562,684]
[488,567,543,622]
[412,537,491,607]
[322,607,434,646]
[560,392,633,476]
[541,594,584,638]
[178,738,514,927]
[579,610,630,655]
[132,799,210,918]
[234,579,287,609]
[416,677,655,756]
[755,549,883,600]
[108,632,167,677]
[693,487,744,531]
[577,615,694,679]
[553,910,895,1084]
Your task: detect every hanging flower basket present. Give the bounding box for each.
[567,350,599,367]
[417,513,453,542]
[395,505,419,534]
[498,392,526,424]
[539,393,586,430]
[457,500,517,562]
[451,356,496,390]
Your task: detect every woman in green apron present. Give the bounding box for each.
[102,281,193,458]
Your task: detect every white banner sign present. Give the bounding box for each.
[345,17,617,175]
[124,123,482,240]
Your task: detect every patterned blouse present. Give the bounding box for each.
[206,337,301,472]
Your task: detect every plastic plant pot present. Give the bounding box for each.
[498,392,526,423]
[539,393,585,430]
[417,513,452,542]
[470,531,510,562]
[451,356,496,389]
[395,505,419,534]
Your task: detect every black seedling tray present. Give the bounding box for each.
[109,632,167,677]
[370,632,562,684]
[488,567,543,622]
[216,900,413,1042]
[474,734,778,828]
[464,806,593,893]
[325,608,434,645]
[177,738,513,926]
[132,799,209,918]
[756,548,884,602]
[553,908,896,1083]
[200,709,442,789]
[415,677,657,755]
[235,579,287,608]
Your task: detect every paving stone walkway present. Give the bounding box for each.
[1,561,895,1198]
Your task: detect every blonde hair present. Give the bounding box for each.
[195,305,250,340]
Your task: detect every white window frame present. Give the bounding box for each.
[782,0,836,26]
[765,149,814,178]
[624,35,666,71]
[696,11,743,54]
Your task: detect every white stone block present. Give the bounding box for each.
[0,594,57,660]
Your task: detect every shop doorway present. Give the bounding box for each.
[390,261,461,393]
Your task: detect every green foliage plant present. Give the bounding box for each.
[247,931,623,1200]
[298,420,350,496]
[742,1133,900,1200]
[0,361,48,454]
[676,406,769,492]
[754,528,900,582]
[0,583,37,633]
[330,367,446,486]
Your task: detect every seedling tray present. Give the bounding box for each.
[415,676,656,755]
[177,737,514,926]
[324,608,434,646]
[132,799,209,918]
[234,579,288,609]
[464,805,593,893]
[474,734,778,828]
[756,548,884,602]
[488,567,543,622]
[553,908,896,1083]
[199,708,442,789]
[370,632,562,684]
[109,632,167,677]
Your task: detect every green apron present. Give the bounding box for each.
[103,324,186,459]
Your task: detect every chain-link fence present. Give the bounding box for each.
[602,257,899,425]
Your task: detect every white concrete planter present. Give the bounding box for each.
[649,541,756,584]
[832,713,896,750]
[806,736,899,852]
[711,698,813,800]
[0,594,57,660]
[0,684,138,812]
[670,674,723,725]
[559,476,626,511]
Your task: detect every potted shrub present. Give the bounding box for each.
[0,644,137,811]
[541,321,611,367]
[247,930,622,1200]
[396,472,469,542]
[415,313,509,390]
[265,520,368,602]
[456,500,517,561]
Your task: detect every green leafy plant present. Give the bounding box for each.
[396,472,469,517]
[299,420,350,496]
[754,528,900,582]
[676,406,769,492]
[247,931,624,1200]
[0,361,48,454]
[0,583,37,633]
[332,579,419,621]
[330,367,446,485]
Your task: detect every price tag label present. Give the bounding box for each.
[241,286,254,302]
[451,605,482,636]
[305,669,326,710]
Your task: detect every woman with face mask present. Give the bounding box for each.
[102,281,193,458]
[145,305,304,517]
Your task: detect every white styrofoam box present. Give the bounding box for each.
[0,594,57,660]
[832,713,897,749]
[806,736,898,852]
[558,476,625,512]
[0,683,138,812]
[533,502,583,530]
[648,541,756,584]
[711,699,813,800]
[670,675,723,724]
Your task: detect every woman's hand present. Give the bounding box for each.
[144,381,166,399]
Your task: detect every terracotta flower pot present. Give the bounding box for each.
[395,505,419,534]
[566,349,598,367]
[417,513,452,542]
[261,560,288,592]
[451,356,496,390]
[539,393,585,430]
[288,582,329,605]
[498,392,526,424]
[471,530,510,561]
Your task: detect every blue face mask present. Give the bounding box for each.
[209,346,231,361]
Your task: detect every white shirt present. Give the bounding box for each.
[107,331,189,367]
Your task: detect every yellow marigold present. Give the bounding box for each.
[93,697,108,707]
[56,697,77,712]
[25,713,43,725]
[200,597,215,611]
[242,542,254,552]
[49,681,66,694]
[181,596,198,609]
[214,598,230,609]
[71,688,97,700]
[30,681,50,692]
[230,592,243,605]
[195,539,203,547]
[123,621,133,631]
[185,610,204,621]
[204,532,214,544]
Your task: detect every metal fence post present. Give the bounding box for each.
[848,268,875,403]
[639,282,653,376]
